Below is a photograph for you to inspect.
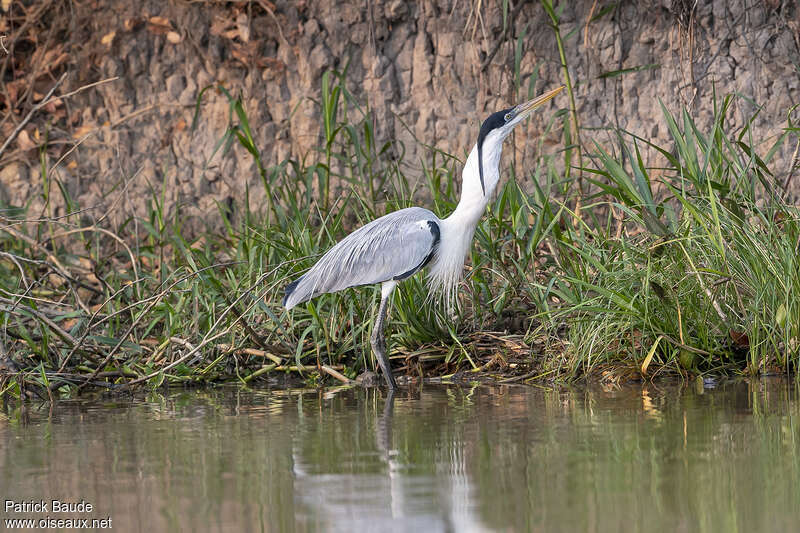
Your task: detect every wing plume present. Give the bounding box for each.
[284,207,440,309]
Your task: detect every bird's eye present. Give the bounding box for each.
[504,113,513,122]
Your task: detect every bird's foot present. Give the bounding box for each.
[370,338,397,388]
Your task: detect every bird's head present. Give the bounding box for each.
[476,85,564,196]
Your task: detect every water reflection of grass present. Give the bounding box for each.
[1,67,798,396]
[5,383,796,531]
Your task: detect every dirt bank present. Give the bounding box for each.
[1,0,798,231]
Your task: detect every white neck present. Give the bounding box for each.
[426,135,505,311]
[449,138,503,225]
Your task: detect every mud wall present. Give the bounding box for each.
[1,0,798,230]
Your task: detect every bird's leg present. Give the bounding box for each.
[371,282,397,389]
[376,388,395,453]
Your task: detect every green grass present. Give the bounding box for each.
[1,64,798,398]
[548,95,800,378]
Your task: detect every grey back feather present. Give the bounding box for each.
[284,207,440,309]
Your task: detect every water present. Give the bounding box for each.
[1,379,799,532]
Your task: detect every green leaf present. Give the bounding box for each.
[598,63,660,79]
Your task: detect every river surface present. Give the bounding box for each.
[1,379,799,532]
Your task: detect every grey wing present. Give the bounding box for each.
[283,207,440,309]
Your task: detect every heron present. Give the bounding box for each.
[284,85,564,388]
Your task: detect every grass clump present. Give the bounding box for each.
[544,96,799,378]
[0,64,798,398]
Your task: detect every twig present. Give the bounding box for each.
[584,0,598,48]
[55,275,149,377]
[257,0,287,45]
[113,268,278,389]
[218,290,272,352]
[169,336,196,353]
[0,0,54,83]
[274,365,343,372]
[110,103,157,128]
[242,364,347,383]
[661,334,713,356]
[58,75,119,100]
[76,264,239,334]
[123,330,229,387]
[0,225,101,295]
[320,365,353,384]
[0,298,77,347]
[1,203,104,224]
[499,368,555,383]
[0,72,67,159]
[76,263,245,389]
[95,166,143,226]
[47,226,140,290]
[0,74,119,160]
[0,251,30,291]
[216,343,285,365]
[243,364,277,383]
